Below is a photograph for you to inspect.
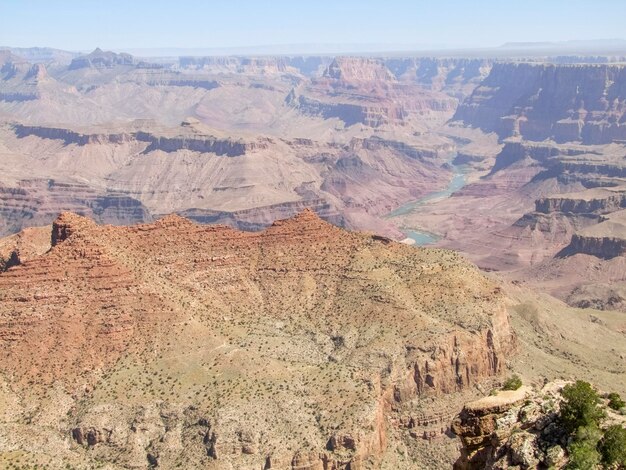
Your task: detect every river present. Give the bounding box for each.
[386,155,468,245]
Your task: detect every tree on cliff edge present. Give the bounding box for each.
[560,380,605,434]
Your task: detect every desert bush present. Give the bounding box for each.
[607,392,625,411]
[566,425,602,469]
[502,374,522,391]
[599,424,626,467]
[566,436,601,469]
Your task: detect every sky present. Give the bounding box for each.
[1,0,626,53]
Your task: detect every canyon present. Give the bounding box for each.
[1,45,626,468]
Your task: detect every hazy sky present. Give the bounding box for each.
[2,0,626,52]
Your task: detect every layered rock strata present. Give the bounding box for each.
[454,63,626,144]
[0,211,516,468]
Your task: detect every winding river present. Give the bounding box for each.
[386,155,468,245]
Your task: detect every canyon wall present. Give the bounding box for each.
[454,63,626,144]
[0,179,153,236]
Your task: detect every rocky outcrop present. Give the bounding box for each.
[489,141,574,175]
[51,211,97,246]
[296,95,407,127]
[452,383,569,469]
[512,211,601,238]
[295,56,457,127]
[555,160,626,179]
[0,179,153,237]
[535,192,626,214]
[536,191,626,214]
[0,250,20,271]
[13,123,267,156]
[24,63,47,81]
[454,63,626,144]
[0,226,51,272]
[488,141,626,189]
[69,48,135,69]
[14,124,132,145]
[560,233,626,259]
[136,131,268,156]
[0,54,47,101]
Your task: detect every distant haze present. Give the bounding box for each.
[1,0,626,54]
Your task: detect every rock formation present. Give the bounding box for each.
[385,57,493,98]
[0,178,153,236]
[0,211,515,468]
[0,116,454,238]
[69,48,135,69]
[295,57,457,128]
[453,380,626,469]
[453,383,567,469]
[454,63,626,144]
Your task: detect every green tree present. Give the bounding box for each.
[599,425,626,466]
[560,381,605,433]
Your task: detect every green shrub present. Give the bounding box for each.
[560,380,605,433]
[502,374,522,391]
[567,437,601,469]
[599,424,626,466]
[567,425,602,469]
[607,392,625,411]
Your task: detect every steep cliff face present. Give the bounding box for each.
[0,53,55,101]
[296,95,408,127]
[136,131,269,156]
[0,179,153,237]
[536,189,626,214]
[14,124,133,145]
[0,211,516,469]
[489,140,626,183]
[385,57,493,98]
[561,233,626,259]
[454,63,626,144]
[13,123,268,156]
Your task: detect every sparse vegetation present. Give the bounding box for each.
[559,381,626,469]
[607,392,625,411]
[567,430,602,469]
[501,374,522,391]
[599,425,626,467]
